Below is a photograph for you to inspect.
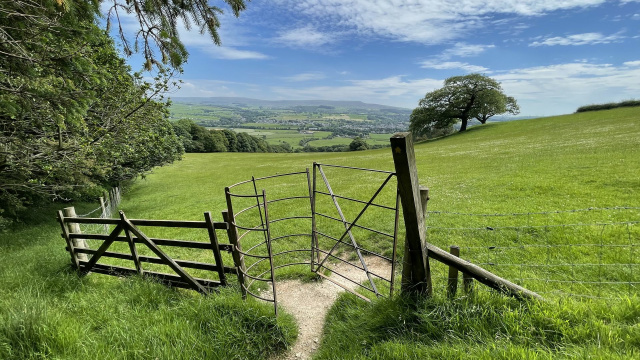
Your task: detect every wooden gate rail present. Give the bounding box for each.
[57,210,236,293]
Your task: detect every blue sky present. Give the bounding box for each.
[107,0,640,116]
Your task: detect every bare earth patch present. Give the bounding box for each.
[271,256,392,360]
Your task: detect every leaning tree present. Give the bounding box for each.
[409,74,520,136]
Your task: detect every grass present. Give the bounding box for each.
[314,292,639,359]
[1,107,639,358]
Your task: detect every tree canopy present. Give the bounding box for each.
[409,74,520,137]
[103,0,247,69]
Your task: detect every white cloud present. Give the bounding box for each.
[274,26,335,48]
[420,61,489,72]
[442,43,495,58]
[284,72,326,82]
[494,62,640,115]
[267,61,640,115]
[530,32,625,46]
[201,46,270,60]
[275,0,610,44]
[270,76,442,106]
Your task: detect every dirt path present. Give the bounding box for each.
[273,256,391,360]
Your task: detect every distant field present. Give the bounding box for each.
[234,128,332,148]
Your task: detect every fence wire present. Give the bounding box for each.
[426,207,639,301]
[76,187,122,235]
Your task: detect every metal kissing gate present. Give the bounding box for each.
[224,163,400,315]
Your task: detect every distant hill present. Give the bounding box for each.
[170,97,409,111]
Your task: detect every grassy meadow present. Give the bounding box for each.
[1,107,639,358]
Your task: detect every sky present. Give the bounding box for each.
[105,0,640,116]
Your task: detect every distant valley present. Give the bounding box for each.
[169,97,412,150]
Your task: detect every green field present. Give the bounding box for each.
[1,107,639,358]
[234,128,333,148]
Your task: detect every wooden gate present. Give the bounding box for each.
[58,210,237,292]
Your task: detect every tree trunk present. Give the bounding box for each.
[459,117,468,132]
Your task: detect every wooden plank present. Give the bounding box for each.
[68,233,232,251]
[130,219,227,229]
[204,211,227,285]
[81,223,124,275]
[57,210,80,269]
[79,262,222,290]
[222,208,246,299]
[75,248,236,273]
[62,218,227,229]
[121,211,143,275]
[426,243,542,300]
[119,212,209,294]
[390,133,431,295]
[64,217,120,225]
[447,246,460,298]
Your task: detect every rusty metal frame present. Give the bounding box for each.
[224,164,399,314]
[312,163,400,299]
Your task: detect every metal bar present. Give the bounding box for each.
[311,164,318,272]
[227,192,262,199]
[266,196,311,205]
[315,166,393,298]
[315,231,393,261]
[205,211,227,286]
[252,171,309,181]
[241,284,275,303]
[263,190,278,316]
[234,202,263,217]
[389,191,400,297]
[314,191,396,211]
[313,248,391,283]
[272,249,313,257]
[315,212,395,238]
[232,223,269,232]
[270,233,312,242]
[268,216,312,224]
[314,163,395,174]
[226,178,255,189]
[316,271,374,302]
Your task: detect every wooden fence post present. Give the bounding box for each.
[62,207,88,261]
[390,132,432,295]
[222,207,247,299]
[99,196,108,233]
[448,246,460,298]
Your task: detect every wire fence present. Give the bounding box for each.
[426,207,639,301]
[76,187,122,235]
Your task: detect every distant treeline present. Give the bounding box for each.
[576,100,640,113]
[172,120,385,153]
[172,120,291,153]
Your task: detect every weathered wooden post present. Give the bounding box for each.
[62,207,88,261]
[447,246,460,298]
[99,196,108,233]
[391,133,432,295]
[222,205,247,299]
